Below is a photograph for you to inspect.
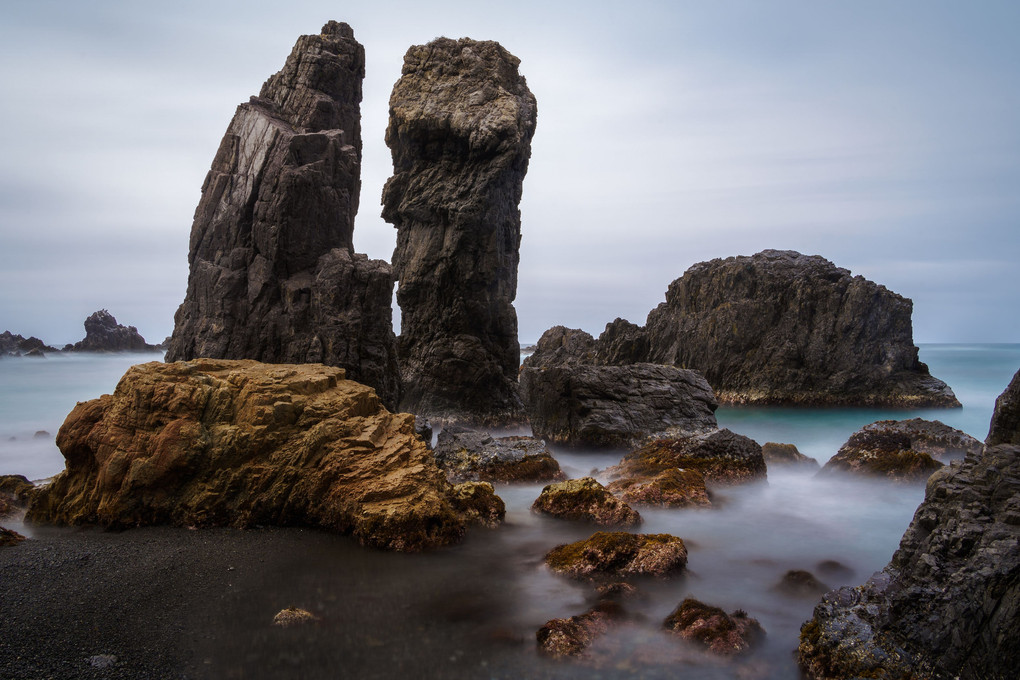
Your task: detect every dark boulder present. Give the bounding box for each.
[536,603,623,658]
[608,429,766,487]
[987,367,1020,446]
[817,419,962,482]
[642,250,959,407]
[448,481,506,529]
[663,598,765,656]
[165,22,400,408]
[433,426,563,483]
[545,531,688,581]
[70,310,155,352]
[0,331,57,357]
[531,477,641,527]
[383,37,537,424]
[773,570,829,598]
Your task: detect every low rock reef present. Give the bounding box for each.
[27,359,497,551]
[798,369,1020,679]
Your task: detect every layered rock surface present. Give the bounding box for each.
[383,37,537,424]
[797,376,1020,679]
[531,477,641,527]
[27,359,483,551]
[642,250,959,406]
[70,310,155,352]
[433,426,563,483]
[165,22,399,408]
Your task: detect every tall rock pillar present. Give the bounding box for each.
[166,22,400,408]
[383,38,537,424]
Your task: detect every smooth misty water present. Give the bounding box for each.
[1,345,1018,678]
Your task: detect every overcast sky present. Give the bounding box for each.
[1,0,1018,346]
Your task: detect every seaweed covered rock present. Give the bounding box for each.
[608,429,766,487]
[606,468,711,509]
[27,359,488,551]
[643,250,959,407]
[531,477,641,527]
[987,367,1020,446]
[383,37,537,424]
[433,426,563,483]
[165,22,400,408]
[449,481,505,528]
[663,598,765,656]
[798,438,1020,678]
[71,310,156,352]
[545,531,687,580]
[818,420,955,482]
[536,605,620,658]
[761,442,819,469]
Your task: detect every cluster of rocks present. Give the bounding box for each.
[0,331,55,358]
[2,310,161,357]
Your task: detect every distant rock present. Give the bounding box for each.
[761,442,819,469]
[773,570,829,598]
[531,477,641,527]
[986,367,1020,446]
[545,531,688,581]
[606,467,712,509]
[663,598,765,656]
[27,359,493,551]
[639,250,959,407]
[818,419,961,482]
[0,331,58,357]
[798,377,1020,678]
[165,22,400,408]
[520,327,719,448]
[70,310,156,352]
[383,37,537,424]
[608,429,766,488]
[433,426,563,483]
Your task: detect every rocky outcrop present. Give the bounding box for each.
[0,332,57,357]
[987,368,1020,446]
[817,419,972,482]
[520,328,719,448]
[606,468,711,508]
[545,531,688,581]
[640,250,959,407]
[26,359,492,551]
[663,598,765,656]
[531,477,641,527]
[761,442,819,469]
[70,310,156,352]
[798,389,1020,678]
[433,426,563,483]
[165,22,400,408]
[608,429,766,487]
[383,37,537,424]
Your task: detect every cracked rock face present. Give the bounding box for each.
[383,37,537,424]
[166,22,399,408]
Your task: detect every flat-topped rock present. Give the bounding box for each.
[433,426,563,483]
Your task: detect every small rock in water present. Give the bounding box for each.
[816,559,855,580]
[663,598,765,656]
[772,569,829,598]
[33,430,50,439]
[532,477,641,527]
[273,607,319,627]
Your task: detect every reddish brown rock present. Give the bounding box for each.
[26,360,493,551]
[773,570,830,598]
[0,526,25,547]
[545,531,687,581]
[536,608,614,658]
[607,468,711,508]
[663,598,765,656]
[532,477,641,527]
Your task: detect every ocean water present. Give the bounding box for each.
[1,345,1018,678]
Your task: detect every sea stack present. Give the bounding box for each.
[383,37,537,424]
[165,22,399,408]
[70,310,155,352]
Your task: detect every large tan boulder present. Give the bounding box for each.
[27,359,485,551]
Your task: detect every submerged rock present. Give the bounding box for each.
[761,442,819,469]
[433,426,563,483]
[818,419,958,482]
[987,367,1020,446]
[545,531,687,581]
[773,570,829,598]
[531,477,641,527]
[642,250,959,407]
[384,37,537,424]
[70,310,156,352]
[165,22,400,408]
[607,468,711,509]
[663,598,765,656]
[608,429,766,487]
[798,380,1020,678]
[27,359,490,551]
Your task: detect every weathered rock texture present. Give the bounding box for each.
[817,419,973,482]
[987,368,1020,446]
[761,442,819,469]
[663,598,765,656]
[70,310,155,352]
[608,429,766,488]
[383,37,537,424]
[537,604,621,658]
[798,419,1020,676]
[641,250,959,407]
[27,359,489,551]
[433,426,563,483]
[520,328,719,448]
[545,531,688,581]
[531,477,641,527]
[448,481,505,528]
[606,468,711,509]
[165,22,400,408]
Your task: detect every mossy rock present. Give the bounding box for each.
[663,597,765,656]
[607,468,711,508]
[532,477,641,526]
[545,531,687,580]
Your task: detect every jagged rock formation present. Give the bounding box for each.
[641,250,959,406]
[0,332,56,357]
[606,468,712,508]
[26,359,493,551]
[531,477,642,527]
[987,368,1020,446]
[165,22,399,408]
[433,426,563,483]
[520,328,719,448]
[383,37,537,424]
[69,310,155,352]
[797,377,1020,679]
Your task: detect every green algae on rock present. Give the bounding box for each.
[545,531,687,580]
[531,477,641,527]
